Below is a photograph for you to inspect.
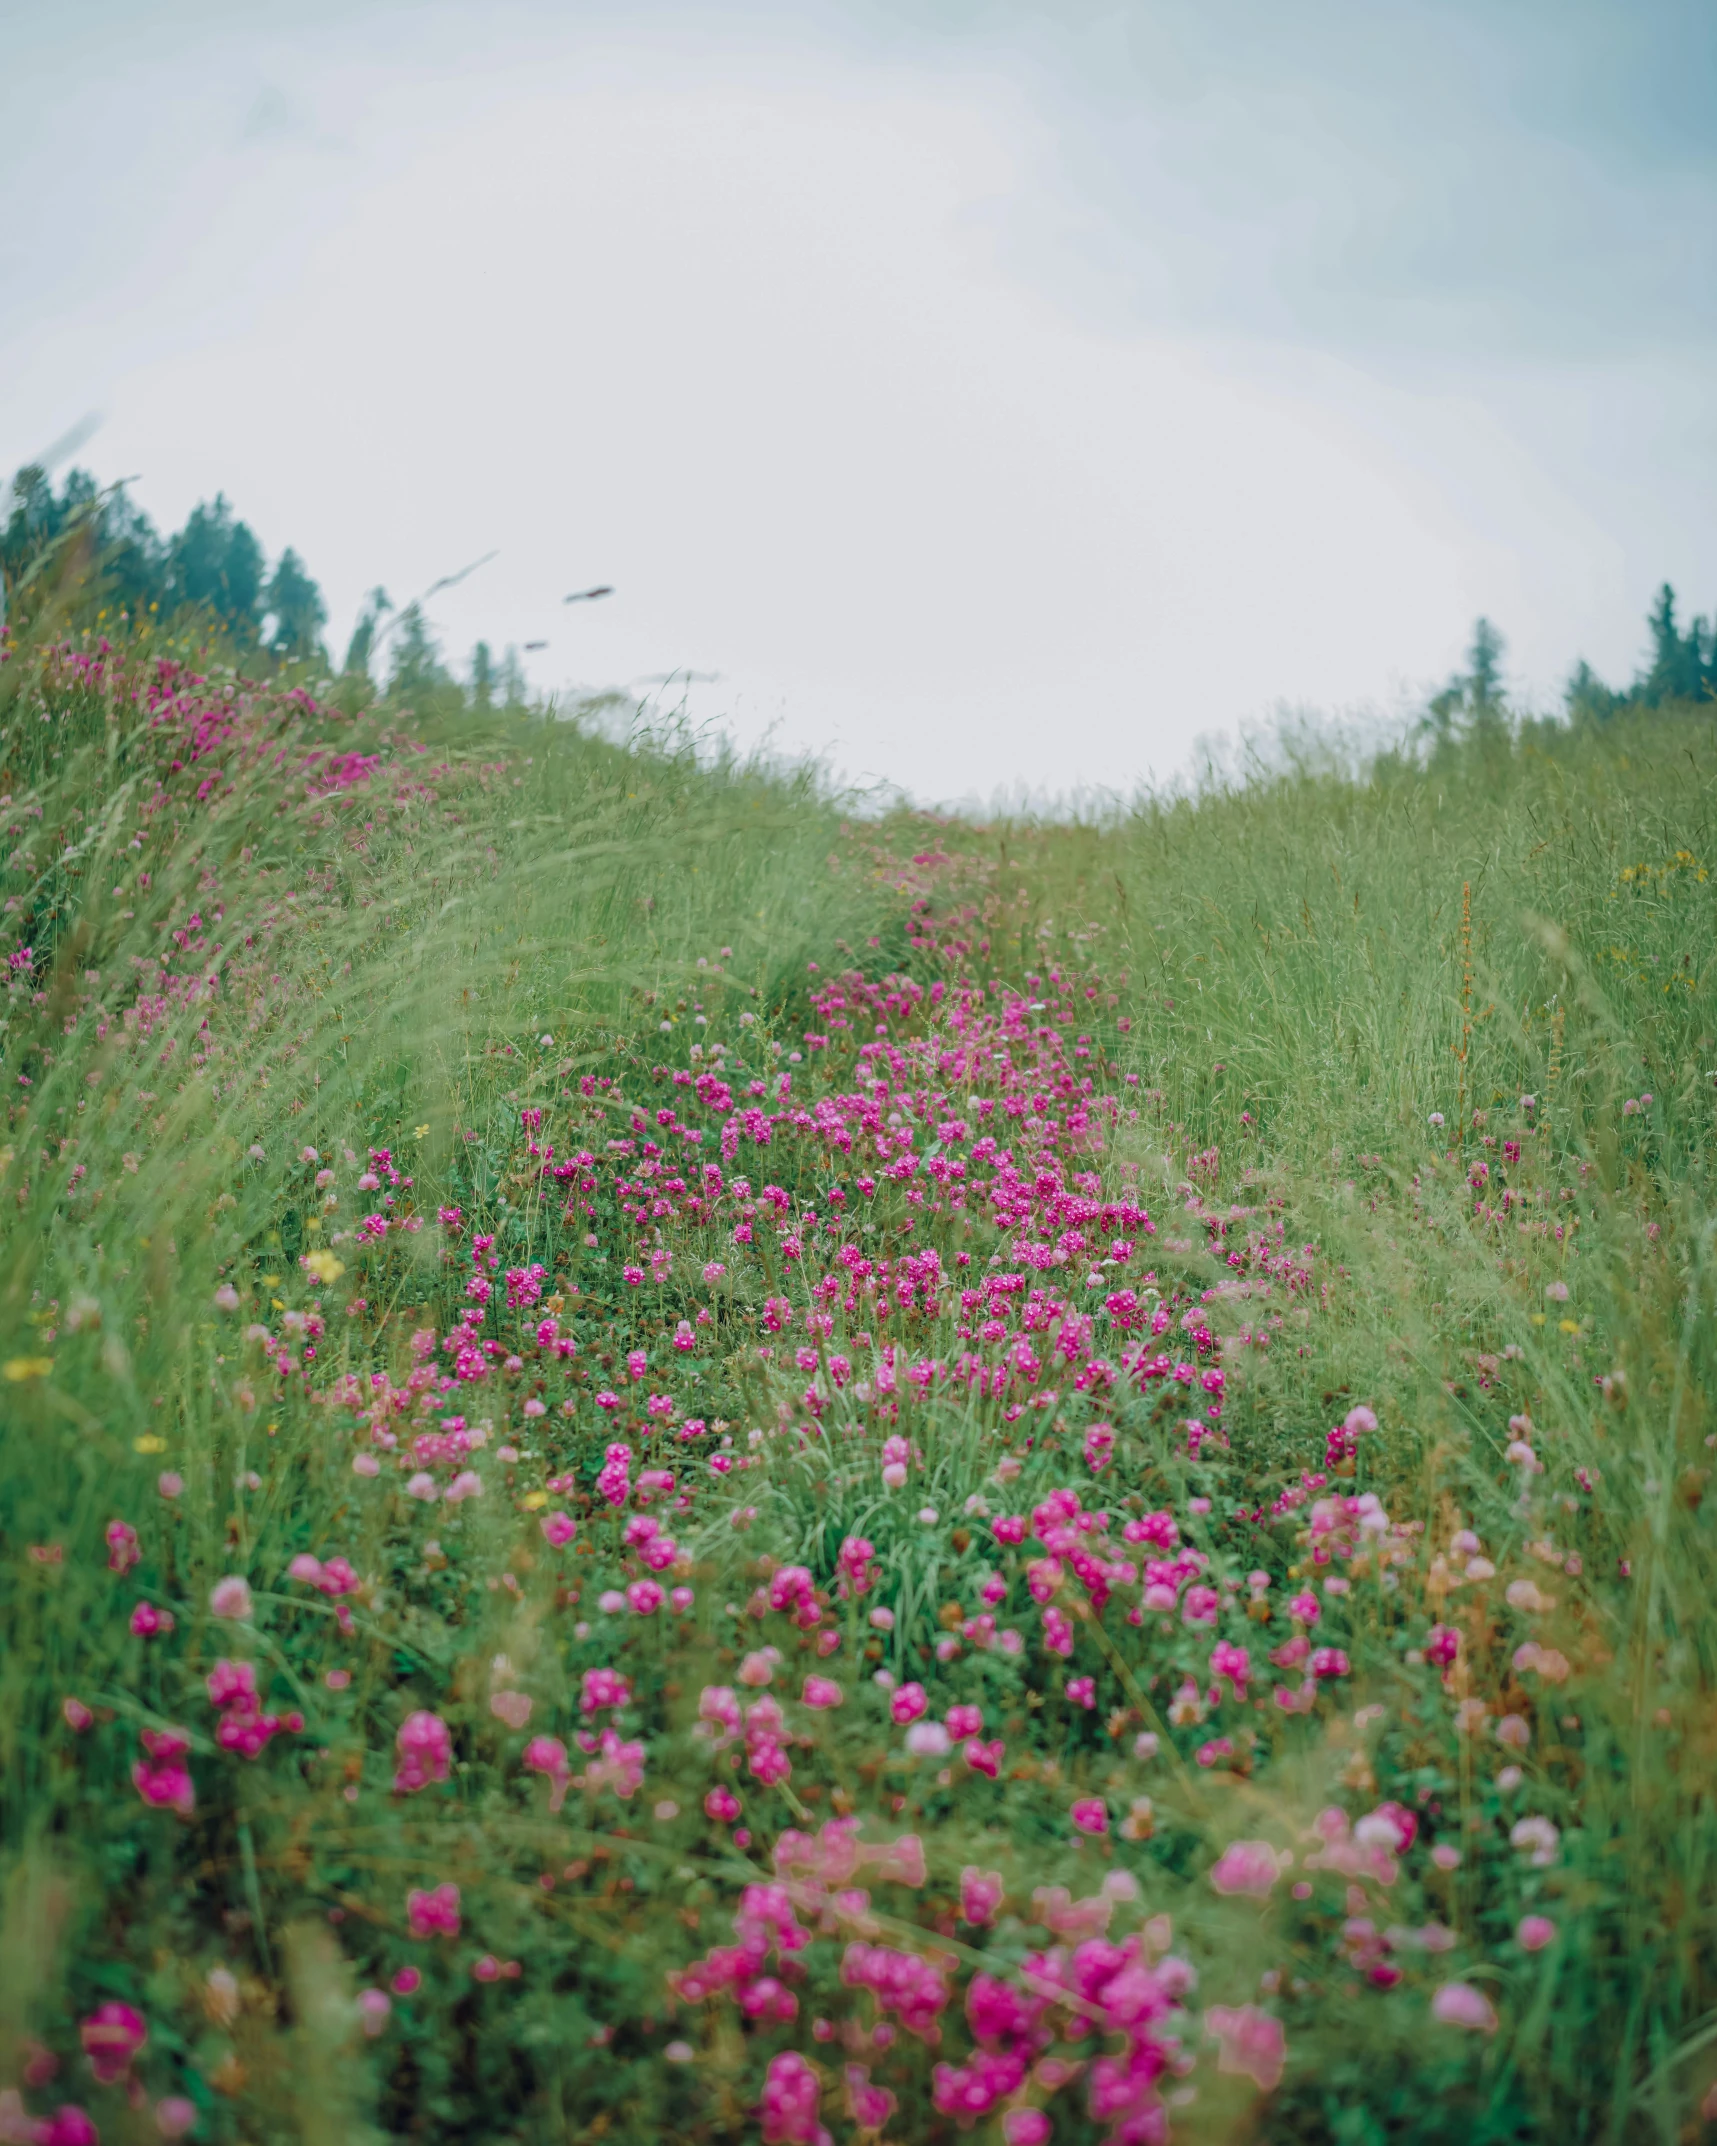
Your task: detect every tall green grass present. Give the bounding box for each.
[4,598,1717,2143]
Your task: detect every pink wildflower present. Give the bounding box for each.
[960,1867,1005,1924]
[406,1882,461,1939]
[394,1710,452,1794]
[80,2002,146,2084]
[890,1682,928,1726]
[522,1736,571,1812]
[1209,1840,1283,1898]
[208,1576,253,1621]
[1431,1982,1498,2034]
[132,1727,195,1815]
[1206,2004,1287,2091]
[759,2051,829,2145]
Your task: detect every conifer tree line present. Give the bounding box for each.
[3,460,1711,723]
[0,463,527,703]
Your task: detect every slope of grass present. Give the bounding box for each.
[3,612,1717,2146]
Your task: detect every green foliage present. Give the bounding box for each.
[262,550,327,663]
[1568,582,1717,721]
[164,497,266,637]
[385,602,450,701]
[3,597,1717,2143]
[1,468,326,661]
[342,587,392,681]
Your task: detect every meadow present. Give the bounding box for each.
[3,600,1717,2146]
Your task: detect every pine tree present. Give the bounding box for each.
[1424,617,1509,761]
[1463,618,1509,751]
[499,645,527,708]
[343,588,392,678]
[1638,584,1714,706]
[1566,659,1623,725]
[388,603,449,700]
[263,548,327,661]
[166,496,266,637]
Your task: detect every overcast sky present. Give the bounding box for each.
[4,0,1714,801]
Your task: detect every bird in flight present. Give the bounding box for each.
[564,586,614,604]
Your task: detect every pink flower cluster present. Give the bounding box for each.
[208,1658,303,1758]
[394,1710,452,1794]
[132,1726,195,1816]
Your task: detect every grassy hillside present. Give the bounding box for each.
[4,609,1717,2146]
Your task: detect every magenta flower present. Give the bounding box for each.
[406,1882,461,1939]
[890,1682,928,1726]
[394,1710,452,1794]
[80,2001,146,2083]
[581,1668,631,1713]
[37,2109,99,2146]
[522,1735,570,1811]
[133,1727,195,1816]
[759,2051,823,2144]
[206,1659,257,1710]
[960,1867,1005,1924]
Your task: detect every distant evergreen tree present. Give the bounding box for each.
[101,489,169,617]
[343,588,392,678]
[1426,617,1510,761]
[262,547,327,661]
[1565,658,1625,726]
[388,602,450,699]
[1,466,166,622]
[499,644,526,708]
[471,640,494,711]
[1639,584,1715,706]
[165,495,266,636]
[1565,583,1715,719]
[1464,617,1509,755]
[1465,619,1504,711]
[1,468,334,656]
